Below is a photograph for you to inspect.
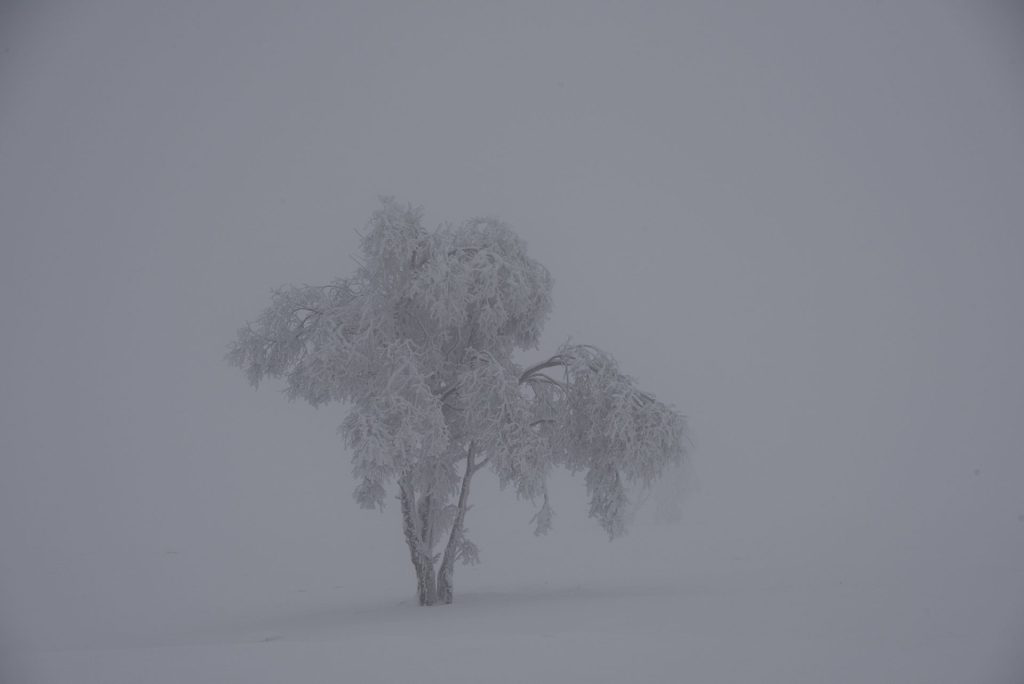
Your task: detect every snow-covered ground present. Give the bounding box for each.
[26,578,1012,684]
[13,475,1024,684]
[22,561,1024,683]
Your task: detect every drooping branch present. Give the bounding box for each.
[518,355,565,384]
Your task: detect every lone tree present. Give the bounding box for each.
[229,199,688,605]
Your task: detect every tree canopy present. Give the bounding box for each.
[228,199,688,604]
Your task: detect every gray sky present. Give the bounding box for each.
[2,0,1023,668]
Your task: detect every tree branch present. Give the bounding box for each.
[522,372,564,389]
[519,355,564,384]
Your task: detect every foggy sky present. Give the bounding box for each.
[2,0,1023,674]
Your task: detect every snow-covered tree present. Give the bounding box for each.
[228,199,688,605]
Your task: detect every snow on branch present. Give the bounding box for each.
[517,344,688,537]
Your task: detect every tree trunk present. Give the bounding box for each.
[399,478,438,605]
[437,445,478,604]
[416,559,438,606]
[399,446,480,606]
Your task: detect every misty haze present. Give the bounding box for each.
[2,2,1023,683]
